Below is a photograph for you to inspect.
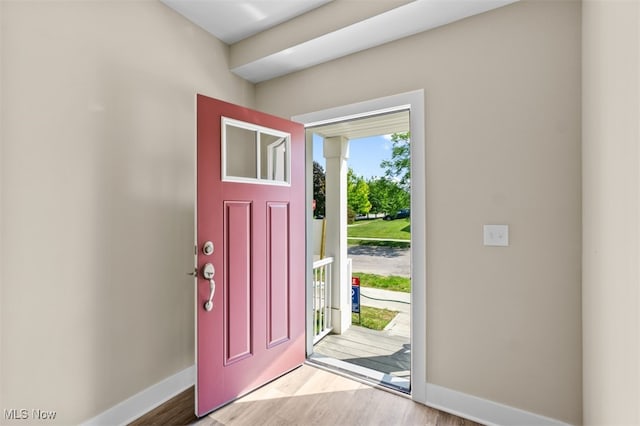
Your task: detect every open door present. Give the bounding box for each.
[196,95,305,416]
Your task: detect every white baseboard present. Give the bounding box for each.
[81,365,195,426]
[425,383,571,426]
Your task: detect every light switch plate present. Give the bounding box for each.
[484,224,509,246]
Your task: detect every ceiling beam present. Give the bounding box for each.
[229,0,413,70]
[231,0,518,83]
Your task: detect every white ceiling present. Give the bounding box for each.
[161,0,332,44]
[161,0,519,83]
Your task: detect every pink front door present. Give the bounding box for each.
[196,95,305,416]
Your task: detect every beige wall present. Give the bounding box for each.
[0,0,4,414]
[0,1,253,424]
[256,1,582,423]
[582,1,640,425]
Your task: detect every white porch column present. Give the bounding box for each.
[323,136,350,334]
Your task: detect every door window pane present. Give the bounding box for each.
[222,117,290,185]
[260,134,288,182]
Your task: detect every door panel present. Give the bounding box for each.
[196,95,305,416]
[266,202,290,347]
[223,201,252,365]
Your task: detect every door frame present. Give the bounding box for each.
[292,89,426,403]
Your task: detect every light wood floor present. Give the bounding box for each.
[130,364,482,426]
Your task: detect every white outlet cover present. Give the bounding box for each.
[484,224,509,247]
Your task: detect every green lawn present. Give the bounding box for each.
[352,306,398,330]
[352,272,411,293]
[348,218,410,240]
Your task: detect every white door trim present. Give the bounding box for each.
[292,89,427,403]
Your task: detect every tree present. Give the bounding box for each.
[313,161,326,217]
[380,132,410,191]
[347,168,371,216]
[367,177,388,215]
[367,177,409,216]
[385,182,410,216]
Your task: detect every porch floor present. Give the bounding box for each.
[313,324,410,382]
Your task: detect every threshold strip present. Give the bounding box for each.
[306,352,410,394]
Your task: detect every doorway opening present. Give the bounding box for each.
[303,109,412,392]
[293,89,426,403]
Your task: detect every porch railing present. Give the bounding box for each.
[312,257,334,344]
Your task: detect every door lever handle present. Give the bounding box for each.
[204,279,215,312]
[202,263,215,311]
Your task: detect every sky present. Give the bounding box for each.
[312,133,392,180]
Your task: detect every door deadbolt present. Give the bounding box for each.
[202,241,214,255]
[202,263,215,280]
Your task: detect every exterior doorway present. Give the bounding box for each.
[292,90,426,402]
[308,113,412,392]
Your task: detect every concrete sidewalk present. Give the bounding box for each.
[358,287,410,338]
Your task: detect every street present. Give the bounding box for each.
[348,244,411,277]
